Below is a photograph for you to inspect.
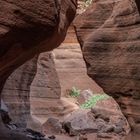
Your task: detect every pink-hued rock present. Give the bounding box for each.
[74,0,140,132]
[2,56,38,127]
[53,26,103,96]
[2,52,61,129]
[63,95,130,138]
[31,52,61,99]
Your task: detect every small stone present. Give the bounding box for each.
[77,90,93,105]
[114,126,124,134]
[42,118,62,135]
[48,135,56,139]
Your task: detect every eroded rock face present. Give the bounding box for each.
[2,52,61,129]
[74,0,140,131]
[53,26,103,96]
[0,0,77,92]
[30,52,61,128]
[62,94,130,138]
[31,52,61,100]
[0,0,77,138]
[2,56,38,127]
[135,0,140,13]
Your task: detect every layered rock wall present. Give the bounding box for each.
[0,0,77,95]
[30,52,61,124]
[0,0,77,139]
[31,52,61,99]
[2,56,38,127]
[2,52,61,128]
[74,0,140,131]
[53,26,103,96]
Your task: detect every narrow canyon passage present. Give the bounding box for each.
[0,0,140,140]
[53,26,103,96]
[30,25,103,125]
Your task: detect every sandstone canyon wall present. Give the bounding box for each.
[53,26,103,96]
[2,52,61,129]
[0,0,77,94]
[30,52,61,126]
[0,0,77,139]
[2,56,38,127]
[74,0,140,132]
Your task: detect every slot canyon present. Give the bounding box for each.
[0,0,140,140]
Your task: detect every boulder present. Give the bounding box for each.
[42,118,62,135]
[63,109,98,136]
[63,94,130,138]
[77,89,94,105]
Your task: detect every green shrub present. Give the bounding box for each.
[80,94,110,109]
[69,87,80,98]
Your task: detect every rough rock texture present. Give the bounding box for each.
[42,118,62,135]
[2,56,38,127]
[41,93,130,139]
[31,52,61,99]
[31,97,79,125]
[0,0,77,93]
[0,0,77,139]
[63,94,130,138]
[135,0,140,13]
[30,52,62,127]
[74,0,140,132]
[2,51,61,129]
[53,26,103,96]
[77,89,96,105]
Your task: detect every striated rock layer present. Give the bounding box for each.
[0,0,77,139]
[74,0,140,132]
[53,26,103,96]
[31,52,61,100]
[2,51,61,129]
[2,56,38,127]
[0,0,77,91]
[30,52,61,127]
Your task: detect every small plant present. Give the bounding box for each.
[69,87,80,98]
[80,94,110,109]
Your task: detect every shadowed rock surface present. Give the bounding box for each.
[0,0,77,139]
[2,56,38,127]
[74,0,140,133]
[2,51,61,130]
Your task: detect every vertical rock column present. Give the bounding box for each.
[30,52,61,124]
[2,56,38,127]
[2,52,62,130]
